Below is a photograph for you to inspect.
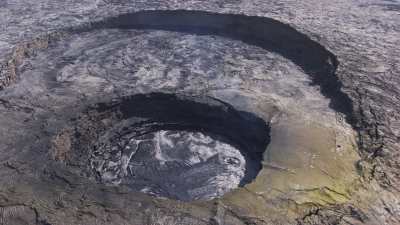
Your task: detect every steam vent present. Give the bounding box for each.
[0,1,399,225]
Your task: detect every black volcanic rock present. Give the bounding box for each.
[0,1,399,225]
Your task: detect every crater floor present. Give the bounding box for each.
[93,130,249,201]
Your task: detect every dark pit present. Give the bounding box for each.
[63,93,270,201]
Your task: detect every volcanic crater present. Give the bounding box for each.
[0,9,367,225]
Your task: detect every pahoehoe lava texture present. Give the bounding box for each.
[0,8,378,225]
[1,10,354,121]
[59,93,269,201]
[102,10,353,118]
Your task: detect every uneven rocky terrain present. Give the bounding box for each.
[0,1,399,225]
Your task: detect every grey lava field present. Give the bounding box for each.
[0,1,400,225]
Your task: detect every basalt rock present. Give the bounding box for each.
[0,1,399,225]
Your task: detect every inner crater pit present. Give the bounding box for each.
[65,93,270,201]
